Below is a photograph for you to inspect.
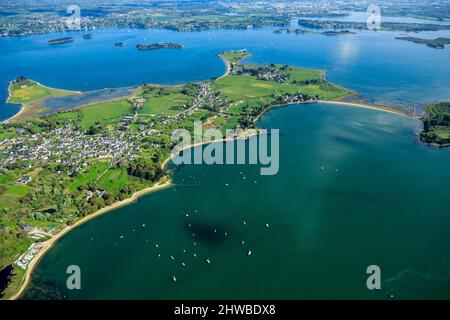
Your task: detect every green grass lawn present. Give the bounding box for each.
[98,168,130,194]
[0,172,15,184]
[79,99,132,128]
[139,93,190,116]
[49,111,81,122]
[68,161,110,192]
[0,128,17,141]
[287,67,323,82]
[6,185,29,196]
[0,184,30,210]
[213,75,284,100]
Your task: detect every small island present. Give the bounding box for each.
[420,102,450,146]
[136,42,182,51]
[274,28,356,36]
[395,37,450,49]
[47,37,74,45]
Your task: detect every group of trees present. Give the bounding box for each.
[420,103,450,145]
[291,79,321,85]
[125,161,164,182]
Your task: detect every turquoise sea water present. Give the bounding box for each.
[1,26,449,299]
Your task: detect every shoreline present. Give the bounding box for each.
[10,127,256,300]
[2,54,230,124]
[161,129,258,170]
[10,180,172,300]
[5,55,415,300]
[253,98,414,124]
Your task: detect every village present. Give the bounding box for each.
[0,125,139,177]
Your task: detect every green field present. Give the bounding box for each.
[213,74,348,102]
[97,169,130,194]
[213,51,349,104]
[79,99,132,128]
[0,184,30,210]
[68,161,110,192]
[139,93,190,116]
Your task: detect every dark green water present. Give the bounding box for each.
[24,103,450,299]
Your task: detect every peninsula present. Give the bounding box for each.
[0,50,414,300]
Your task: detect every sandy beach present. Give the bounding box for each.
[217,55,231,80]
[319,100,414,118]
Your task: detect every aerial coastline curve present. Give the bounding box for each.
[3,51,421,300]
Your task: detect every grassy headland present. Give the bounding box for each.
[6,77,77,122]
